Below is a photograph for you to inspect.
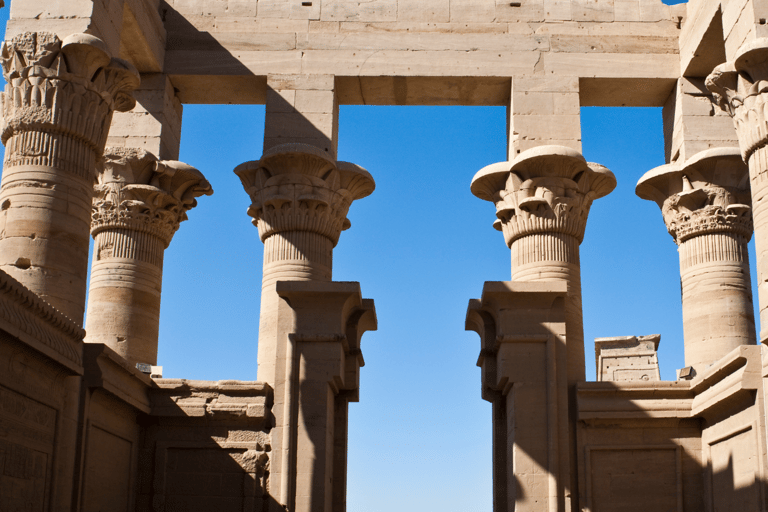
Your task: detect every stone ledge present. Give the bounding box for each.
[0,269,83,372]
[150,379,273,421]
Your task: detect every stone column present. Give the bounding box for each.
[707,39,768,342]
[236,144,375,512]
[85,147,212,367]
[0,32,139,323]
[471,145,616,384]
[636,147,755,373]
[235,143,375,386]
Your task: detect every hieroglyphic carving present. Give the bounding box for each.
[471,146,616,247]
[1,32,139,178]
[92,147,213,250]
[0,385,56,512]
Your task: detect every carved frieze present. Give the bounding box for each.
[636,148,752,244]
[235,143,375,246]
[0,32,139,178]
[471,146,616,247]
[91,147,213,247]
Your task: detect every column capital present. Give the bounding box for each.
[235,143,375,246]
[471,145,616,246]
[92,147,213,246]
[636,147,752,244]
[1,32,139,166]
[706,38,768,160]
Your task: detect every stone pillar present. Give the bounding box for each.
[471,145,614,512]
[0,32,139,323]
[636,147,755,373]
[466,281,569,512]
[85,147,212,367]
[235,143,374,386]
[236,144,375,512]
[707,40,768,342]
[471,145,616,384]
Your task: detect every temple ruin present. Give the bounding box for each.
[0,0,767,510]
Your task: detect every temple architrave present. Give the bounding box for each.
[1,0,768,511]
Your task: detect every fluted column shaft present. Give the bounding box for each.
[679,232,755,368]
[0,33,138,322]
[84,148,212,366]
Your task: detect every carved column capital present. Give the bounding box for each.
[235,143,375,246]
[471,145,616,246]
[636,148,752,244]
[707,38,768,160]
[1,32,140,175]
[92,147,213,246]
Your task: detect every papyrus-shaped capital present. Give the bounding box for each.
[92,147,213,246]
[235,143,375,245]
[636,147,752,244]
[471,145,616,246]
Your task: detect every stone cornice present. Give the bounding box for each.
[471,145,616,246]
[0,269,83,371]
[636,147,752,244]
[1,32,139,164]
[706,38,768,161]
[91,147,213,246]
[150,379,272,423]
[235,143,375,246]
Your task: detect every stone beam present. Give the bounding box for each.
[6,0,165,74]
[160,1,683,106]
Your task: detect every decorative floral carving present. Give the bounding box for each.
[235,143,375,246]
[0,32,140,175]
[636,148,752,244]
[471,146,616,246]
[91,147,213,246]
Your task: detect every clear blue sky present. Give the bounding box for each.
[1,4,754,511]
